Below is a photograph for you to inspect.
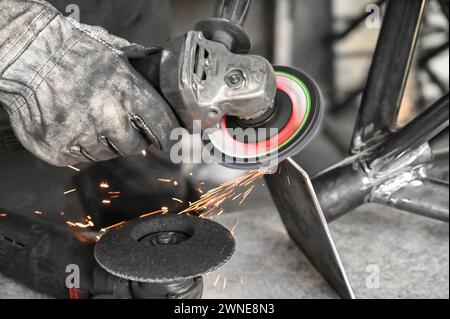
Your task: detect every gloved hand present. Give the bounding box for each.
[0,0,179,166]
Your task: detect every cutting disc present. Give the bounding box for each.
[94,215,235,283]
[208,66,323,170]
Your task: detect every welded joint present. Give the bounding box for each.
[369,164,428,204]
[365,144,449,223]
[358,143,433,202]
[313,142,437,222]
[362,142,434,183]
[351,125,390,155]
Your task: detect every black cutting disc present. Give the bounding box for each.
[94,215,235,283]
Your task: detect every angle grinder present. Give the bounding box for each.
[0,212,234,299]
[132,0,323,170]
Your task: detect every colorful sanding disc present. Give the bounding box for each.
[208,66,323,170]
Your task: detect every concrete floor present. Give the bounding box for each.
[203,196,449,299]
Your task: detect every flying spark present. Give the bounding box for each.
[213,274,221,286]
[139,207,169,219]
[108,191,121,199]
[66,215,95,229]
[140,208,163,218]
[172,197,184,204]
[179,170,266,218]
[239,185,256,205]
[100,181,109,189]
[68,165,80,172]
[63,189,77,195]
[230,221,240,235]
[100,221,125,233]
[66,220,94,229]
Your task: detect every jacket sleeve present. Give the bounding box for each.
[0,1,56,153]
[0,0,60,74]
[0,0,178,166]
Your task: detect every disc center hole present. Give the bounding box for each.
[131,220,196,246]
[134,228,194,247]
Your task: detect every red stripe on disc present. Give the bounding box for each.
[221,74,305,156]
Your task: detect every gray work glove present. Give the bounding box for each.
[0,0,179,166]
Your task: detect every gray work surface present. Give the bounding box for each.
[1,182,448,299]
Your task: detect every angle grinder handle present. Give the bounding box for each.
[131,0,253,94]
[0,213,98,298]
[194,0,253,53]
[213,0,252,26]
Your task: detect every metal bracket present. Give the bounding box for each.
[265,158,355,299]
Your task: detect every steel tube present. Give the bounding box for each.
[350,0,426,152]
[373,177,449,222]
[438,0,449,21]
[213,0,251,26]
[418,41,449,66]
[428,149,449,181]
[368,93,449,167]
[313,143,435,222]
[312,160,370,222]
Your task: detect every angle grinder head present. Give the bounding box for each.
[207,66,323,170]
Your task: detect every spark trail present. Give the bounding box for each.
[179,170,267,218]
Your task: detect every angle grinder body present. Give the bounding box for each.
[131,0,323,170]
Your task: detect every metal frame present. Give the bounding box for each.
[329,0,449,120]
[266,0,449,298]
